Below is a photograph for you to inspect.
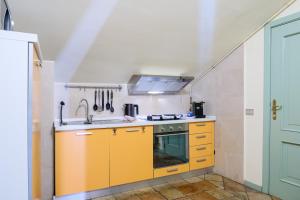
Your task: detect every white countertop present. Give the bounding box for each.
[54,116,216,131]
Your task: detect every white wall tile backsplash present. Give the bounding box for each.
[54,82,191,119]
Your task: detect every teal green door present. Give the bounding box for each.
[270,18,300,200]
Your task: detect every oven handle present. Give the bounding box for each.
[155,132,188,137]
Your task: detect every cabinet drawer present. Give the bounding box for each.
[190,156,214,171]
[189,122,212,134]
[154,164,189,178]
[114,126,150,134]
[189,132,212,146]
[190,144,213,158]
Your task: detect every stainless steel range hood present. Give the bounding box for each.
[128,75,194,95]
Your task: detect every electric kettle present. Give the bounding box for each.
[123,104,139,117]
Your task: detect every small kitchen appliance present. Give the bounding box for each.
[123,104,139,117]
[153,123,189,168]
[192,101,206,118]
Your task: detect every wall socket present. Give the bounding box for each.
[245,108,254,116]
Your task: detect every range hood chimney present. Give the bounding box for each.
[128,74,194,95]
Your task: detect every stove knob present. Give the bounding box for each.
[160,128,165,132]
[178,126,182,130]
[169,126,174,131]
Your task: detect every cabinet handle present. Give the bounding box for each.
[196,147,207,151]
[126,129,141,133]
[196,158,207,163]
[167,168,178,173]
[196,135,206,139]
[196,124,206,127]
[76,132,93,136]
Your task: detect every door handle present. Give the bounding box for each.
[272,99,282,120]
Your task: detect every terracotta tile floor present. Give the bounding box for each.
[92,173,280,200]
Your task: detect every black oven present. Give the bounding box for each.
[153,123,189,168]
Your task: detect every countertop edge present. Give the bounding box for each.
[54,116,216,132]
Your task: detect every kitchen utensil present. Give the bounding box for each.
[102,90,105,111]
[110,90,114,113]
[59,101,66,126]
[97,89,102,112]
[93,90,98,111]
[106,90,110,110]
[123,104,139,117]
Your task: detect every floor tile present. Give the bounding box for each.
[167,179,188,187]
[176,197,192,200]
[188,191,218,200]
[135,187,166,200]
[153,184,185,200]
[205,174,223,182]
[93,196,116,200]
[114,191,141,200]
[223,177,246,193]
[247,192,272,200]
[176,181,217,195]
[232,192,248,200]
[92,173,274,200]
[208,180,224,189]
[206,188,234,199]
[184,176,204,183]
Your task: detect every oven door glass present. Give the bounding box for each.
[154,132,189,168]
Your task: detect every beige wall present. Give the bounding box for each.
[243,0,300,187]
[192,46,244,183]
[41,61,55,200]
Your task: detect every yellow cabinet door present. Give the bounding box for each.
[55,129,111,196]
[110,126,153,186]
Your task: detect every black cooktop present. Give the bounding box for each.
[147,114,183,121]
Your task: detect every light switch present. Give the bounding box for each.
[245,108,254,116]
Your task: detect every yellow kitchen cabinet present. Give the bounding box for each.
[110,126,153,186]
[55,129,111,196]
[189,122,215,171]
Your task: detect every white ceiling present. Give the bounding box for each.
[8,0,291,83]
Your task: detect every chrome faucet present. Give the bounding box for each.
[76,98,93,124]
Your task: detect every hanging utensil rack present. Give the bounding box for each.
[64,83,122,91]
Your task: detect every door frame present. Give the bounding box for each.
[263,11,300,194]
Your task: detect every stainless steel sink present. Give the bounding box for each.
[63,119,125,126]
[92,119,125,125]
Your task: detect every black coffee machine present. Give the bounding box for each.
[192,101,206,118]
[123,104,139,117]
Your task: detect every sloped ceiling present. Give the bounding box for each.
[8,0,292,83]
